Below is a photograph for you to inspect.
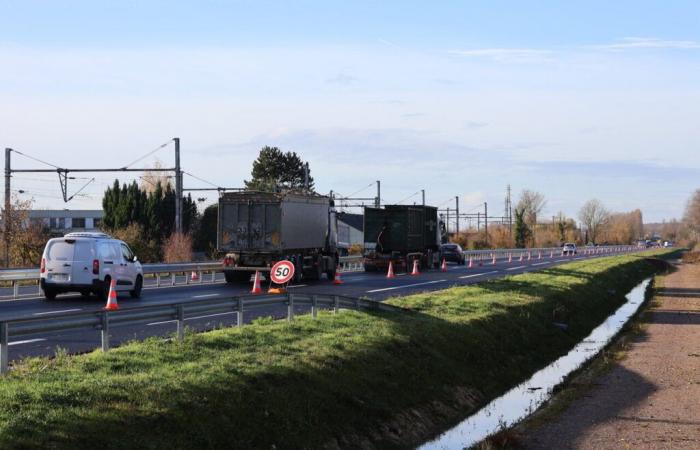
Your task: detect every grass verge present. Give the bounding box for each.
[0,249,678,449]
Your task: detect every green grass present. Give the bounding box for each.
[0,249,677,449]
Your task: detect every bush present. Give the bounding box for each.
[109,224,161,263]
[163,232,193,262]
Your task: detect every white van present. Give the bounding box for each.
[40,232,143,300]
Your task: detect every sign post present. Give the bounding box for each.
[268,260,295,294]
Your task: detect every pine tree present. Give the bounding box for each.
[514,207,531,248]
[244,146,313,191]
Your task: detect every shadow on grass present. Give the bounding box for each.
[0,257,665,450]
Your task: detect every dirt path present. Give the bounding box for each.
[520,260,700,449]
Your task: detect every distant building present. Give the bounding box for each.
[26,210,104,236]
[337,212,364,255]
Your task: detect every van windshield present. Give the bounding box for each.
[48,241,74,261]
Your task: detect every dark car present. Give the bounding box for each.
[440,243,466,265]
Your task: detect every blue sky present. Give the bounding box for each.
[1,1,699,223]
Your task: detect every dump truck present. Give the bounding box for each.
[217,191,338,283]
[362,205,441,272]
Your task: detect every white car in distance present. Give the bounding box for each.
[562,243,577,256]
[40,232,143,300]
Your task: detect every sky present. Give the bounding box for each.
[1,1,699,224]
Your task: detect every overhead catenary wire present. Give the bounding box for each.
[11,149,61,170]
[122,139,174,169]
[395,190,421,205]
[182,171,220,189]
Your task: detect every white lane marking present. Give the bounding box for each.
[148,320,176,326]
[532,262,549,266]
[192,293,219,299]
[574,257,585,260]
[367,280,447,293]
[554,259,568,262]
[287,284,308,289]
[506,265,527,271]
[33,308,82,316]
[187,311,235,321]
[148,311,237,326]
[459,270,499,279]
[9,338,46,346]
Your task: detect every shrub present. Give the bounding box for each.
[163,232,193,262]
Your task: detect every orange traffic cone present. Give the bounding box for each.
[550,250,554,258]
[251,271,262,294]
[441,258,448,272]
[410,259,420,276]
[508,253,512,263]
[491,254,496,265]
[538,251,542,259]
[387,261,396,278]
[333,266,344,285]
[104,278,119,310]
[519,253,524,262]
[527,252,532,261]
[468,256,473,268]
[191,271,199,282]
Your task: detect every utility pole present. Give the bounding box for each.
[484,202,488,244]
[477,212,480,231]
[4,148,11,268]
[446,207,450,236]
[421,189,425,206]
[174,137,182,233]
[375,180,381,208]
[455,196,460,235]
[505,184,512,236]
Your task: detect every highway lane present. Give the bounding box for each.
[0,248,638,364]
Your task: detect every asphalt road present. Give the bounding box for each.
[0,248,636,365]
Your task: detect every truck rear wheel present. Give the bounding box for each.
[224,271,251,283]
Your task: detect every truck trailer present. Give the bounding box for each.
[217,191,338,283]
[362,205,441,272]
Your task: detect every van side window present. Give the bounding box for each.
[98,243,115,261]
[121,244,134,262]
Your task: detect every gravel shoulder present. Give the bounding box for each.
[519,260,700,449]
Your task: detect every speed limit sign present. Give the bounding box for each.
[270,260,295,284]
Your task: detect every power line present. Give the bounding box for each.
[11,149,61,169]
[183,171,220,188]
[123,139,174,169]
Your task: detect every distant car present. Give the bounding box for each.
[440,243,466,265]
[562,243,577,255]
[40,232,143,301]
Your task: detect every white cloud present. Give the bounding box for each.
[448,48,553,63]
[591,37,700,51]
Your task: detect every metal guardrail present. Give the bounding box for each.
[0,292,407,374]
[0,257,366,299]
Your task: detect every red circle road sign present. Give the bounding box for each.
[270,260,295,284]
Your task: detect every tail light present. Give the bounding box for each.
[40,258,46,274]
[92,259,99,275]
[223,257,233,266]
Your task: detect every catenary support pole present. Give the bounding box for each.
[174,138,182,233]
[4,149,11,268]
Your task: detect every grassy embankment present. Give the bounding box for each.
[0,249,677,449]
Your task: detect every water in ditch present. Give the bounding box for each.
[418,277,652,450]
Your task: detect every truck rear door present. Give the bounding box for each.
[45,239,75,284]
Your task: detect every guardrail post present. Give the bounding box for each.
[0,322,8,374]
[237,299,244,327]
[311,295,318,319]
[211,271,216,283]
[101,311,110,352]
[156,273,161,287]
[333,296,339,314]
[287,294,295,322]
[198,271,203,283]
[176,304,185,342]
[171,273,176,286]
[12,281,18,299]
[37,281,42,296]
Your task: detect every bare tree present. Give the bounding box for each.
[516,190,546,226]
[682,189,700,244]
[140,159,173,194]
[578,199,610,244]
